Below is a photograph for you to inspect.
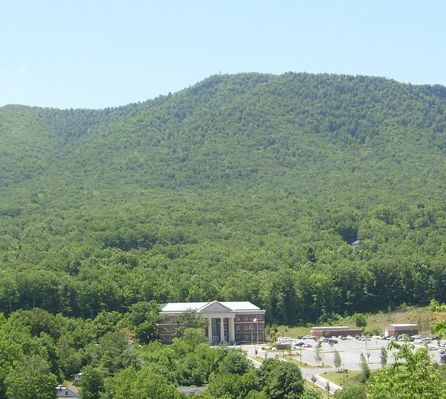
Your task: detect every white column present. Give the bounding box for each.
[220,317,225,342]
[208,318,213,343]
[229,316,235,343]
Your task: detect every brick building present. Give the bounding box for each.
[158,300,265,344]
[384,324,418,337]
[310,326,362,338]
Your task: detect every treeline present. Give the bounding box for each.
[0,257,444,323]
[0,306,322,399]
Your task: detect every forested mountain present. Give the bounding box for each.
[1,72,446,324]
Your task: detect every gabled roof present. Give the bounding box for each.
[56,386,79,398]
[221,301,261,311]
[389,324,418,327]
[160,301,261,313]
[161,302,207,312]
[197,300,234,313]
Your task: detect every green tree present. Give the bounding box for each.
[208,370,260,399]
[353,313,367,328]
[359,353,370,382]
[217,348,253,375]
[314,342,322,366]
[380,347,387,368]
[334,385,366,399]
[80,366,104,399]
[126,301,162,344]
[96,331,132,376]
[334,350,342,371]
[174,310,207,338]
[5,354,57,399]
[103,367,182,399]
[257,358,304,399]
[301,388,323,398]
[368,342,446,399]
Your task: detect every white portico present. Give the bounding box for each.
[159,300,265,344]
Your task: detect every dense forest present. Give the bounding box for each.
[1,72,446,326]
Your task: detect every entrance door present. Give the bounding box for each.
[211,318,219,344]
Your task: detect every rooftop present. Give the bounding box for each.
[389,324,418,327]
[161,301,261,313]
[311,326,351,330]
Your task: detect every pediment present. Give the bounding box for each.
[197,301,233,314]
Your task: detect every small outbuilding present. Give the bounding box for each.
[384,324,418,337]
[310,326,362,338]
[56,385,80,398]
[73,372,83,384]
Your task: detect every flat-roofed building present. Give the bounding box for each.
[311,326,362,338]
[158,300,265,344]
[384,324,418,337]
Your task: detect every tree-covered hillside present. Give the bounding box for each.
[1,72,446,324]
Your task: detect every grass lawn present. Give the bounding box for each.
[304,380,327,397]
[276,325,312,338]
[322,370,365,386]
[283,354,315,368]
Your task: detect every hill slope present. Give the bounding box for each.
[1,73,446,323]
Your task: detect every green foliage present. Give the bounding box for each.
[359,353,370,382]
[95,331,135,376]
[380,347,388,368]
[334,350,342,371]
[174,310,208,338]
[314,342,322,366]
[1,72,446,327]
[80,366,104,399]
[430,299,446,338]
[216,348,253,375]
[367,342,446,399]
[5,354,57,399]
[429,299,446,312]
[334,385,366,399]
[257,358,304,399]
[301,389,323,399]
[353,313,367,328]
[207,370,260,399]
[102,368,183,399]
[126,301,162,343]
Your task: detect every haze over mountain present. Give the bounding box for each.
[1,72,446,324]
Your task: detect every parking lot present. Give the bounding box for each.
[241,338,444,394]
[281,337,444,371]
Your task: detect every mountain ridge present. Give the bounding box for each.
[0,72,446,323]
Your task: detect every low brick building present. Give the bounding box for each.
[384,324,418,337]
[158,300,265,344]
[311,326,362,338]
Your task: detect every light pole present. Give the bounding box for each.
[253,317,258,344]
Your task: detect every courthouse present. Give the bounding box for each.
[158,300,265,344]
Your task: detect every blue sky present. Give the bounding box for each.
[1,0,445,109]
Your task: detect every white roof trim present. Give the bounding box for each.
[161,301,262,313]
